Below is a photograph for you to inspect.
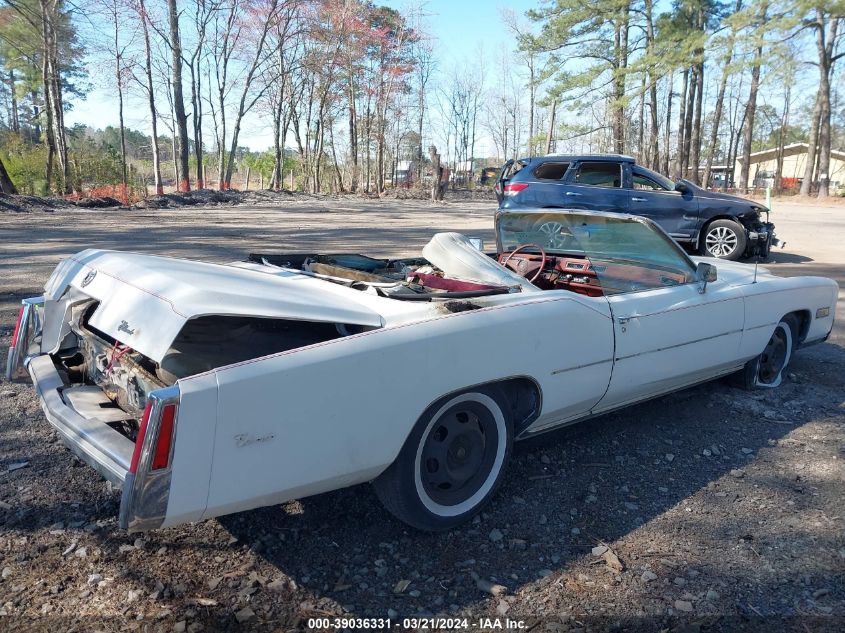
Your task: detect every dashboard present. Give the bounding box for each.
[497,252,689,296]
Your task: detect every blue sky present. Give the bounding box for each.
[65,0,539,153]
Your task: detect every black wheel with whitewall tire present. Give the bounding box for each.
[372,388,513,531]
[701,219,746,261]
[733,315,798,390]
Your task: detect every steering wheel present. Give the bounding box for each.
[500,244,547,283]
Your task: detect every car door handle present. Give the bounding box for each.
[631,196,646,202]
[565,192,582,197]
[616,314,639,325]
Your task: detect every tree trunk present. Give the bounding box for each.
[0,156,17,193]
[190,65,204,189]
[682,65,696,179]
[814,10,838,198]
[799,92,822,195]
[428,144,442,201]
[674,68,688,180]
[527,52,535,154]
[702,0,742,190]
[611,6,630,154]
[663,71,673,175]
[689,60,704,184]
[545,99,557,154]
[138,0,162,195]
[166,0,190,192]
[816,92,832,197]
[8,71,18,132]
[223,0,279,188]
[637,75,645,162]
[739,43,763,194]
[113,18,128,201]
[40,0,70,193]
[348,75,358,192]
[271,86,284,190]
[774,81,790,194]
[644,0,659,169]
[40,35,55,192]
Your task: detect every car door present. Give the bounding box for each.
[595,282,745,412]
[562,161,629,212]
[556,216,745,413]
[628,167,700,243]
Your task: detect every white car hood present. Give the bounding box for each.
[45,249,384,363]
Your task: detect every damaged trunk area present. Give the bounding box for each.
[55,302,357,438]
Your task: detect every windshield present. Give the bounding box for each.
[496,211,697,286]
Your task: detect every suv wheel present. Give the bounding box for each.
[701,219,746,261]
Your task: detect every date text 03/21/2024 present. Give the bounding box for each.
[306,617,528,630]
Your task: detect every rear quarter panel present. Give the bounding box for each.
[198,295,613,520]
[739,275,838,359]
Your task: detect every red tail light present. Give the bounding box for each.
[151,404,176,470]
[128,402,177,474]
[504,183,528,195]
[10,305,24,347]
[129,402,152,474]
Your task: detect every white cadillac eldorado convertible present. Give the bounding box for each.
[6,209,837,532]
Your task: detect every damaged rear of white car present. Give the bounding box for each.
[6,249,406,531]
[6,241,550,532]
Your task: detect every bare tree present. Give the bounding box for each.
[166,0,190,191]
[134,0,163,194]
[702,0,743,190]
[738,2,768,194]
[800,9,842,198]
[222,0,282,188]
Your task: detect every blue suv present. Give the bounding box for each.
[495,154,777,261]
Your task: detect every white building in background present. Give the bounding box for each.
[734,142,845,192]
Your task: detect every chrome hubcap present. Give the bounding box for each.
[420,403,497,506]
[706,227,738,257]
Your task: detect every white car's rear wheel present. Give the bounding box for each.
[373,390,512,531]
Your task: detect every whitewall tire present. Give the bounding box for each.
[373,389,513,531]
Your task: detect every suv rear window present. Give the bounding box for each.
[575,162,621,188]
[533,162,570,180]
[501,160,528,181]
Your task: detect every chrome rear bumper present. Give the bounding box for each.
[26,353,133,486]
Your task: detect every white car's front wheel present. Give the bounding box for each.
[373,389,513,531]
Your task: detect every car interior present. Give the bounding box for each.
[250,219,693,301]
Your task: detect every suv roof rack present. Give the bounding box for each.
[542,153,635,162]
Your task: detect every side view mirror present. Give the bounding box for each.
[696,262,717,293]
[674,181,690,194]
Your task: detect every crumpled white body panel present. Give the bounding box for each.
[422,232,541,292]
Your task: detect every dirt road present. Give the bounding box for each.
[1,196,843,632]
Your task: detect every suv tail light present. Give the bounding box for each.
[504,183,528,195]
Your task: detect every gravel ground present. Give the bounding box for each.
[0,196,843,632]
